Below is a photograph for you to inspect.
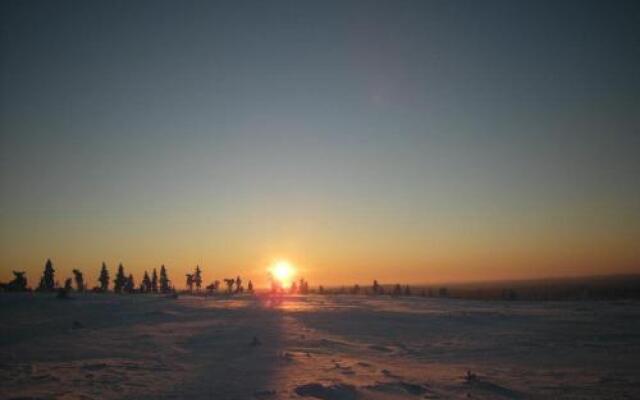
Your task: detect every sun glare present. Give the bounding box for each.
[270,260,296,286]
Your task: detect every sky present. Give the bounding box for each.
[1,0,639,288]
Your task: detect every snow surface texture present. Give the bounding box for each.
[1,293,639,399]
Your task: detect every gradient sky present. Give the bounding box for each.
[1,0,639,288]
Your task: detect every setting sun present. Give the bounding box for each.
[269,260,296,287]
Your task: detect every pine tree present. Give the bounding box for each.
[186,273,194,292]
[114,263,127,293]
[141,271,151,293]
[247,280,253,293]
[98,262,110,292]
[393,284,402,296]
[151,268,158,293]
[124,274,134,293]
[39,259,56,291]
[72,269,84,292]
[159,265,170,293]
[194,265,202,291]
[235,276,242,293]
[404,285,411,296]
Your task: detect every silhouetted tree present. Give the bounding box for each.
[151,268,158,293]
[392,284,402,296]
[141,271,151,293]
[72,269,84,292]
[224,278,235,294]
[318,285,325,294]
[299,278,309,294]
[247,280,254,293]
[186,273,194,292]
[99,262,110,292]
[114,263,127,293]
[38,259,56,291]
[6,271,28,291]
[194,265,202,291]
[404,285,411,296]
[235,276,243,293]
[352,284,361,294]
[124,274,135,293]
[373,280,380,295]
[206,280,220,294]
[57,279,72,299]
[290,281,298,294]
[159,265,170,293]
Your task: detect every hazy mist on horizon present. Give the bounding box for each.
[1,0,639,288]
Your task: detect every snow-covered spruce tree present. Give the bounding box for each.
[8,271,28,291]
[38,259,56,291]
[225,278,235,294]
[98,262,110,292]
[151,268,158,293]
[206,280,220,294]
[159,265,170,293]
[141,271,151,293]
[124,274,135,293]
[194,265,202,291]
[113,263,127,293]
[72,269,84,292]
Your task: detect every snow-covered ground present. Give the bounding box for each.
[1,293,639,399]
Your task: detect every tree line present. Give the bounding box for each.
[320,280,449,297]
[1,263,415,298]
[1,259,174,295]
[0,259,262,297]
